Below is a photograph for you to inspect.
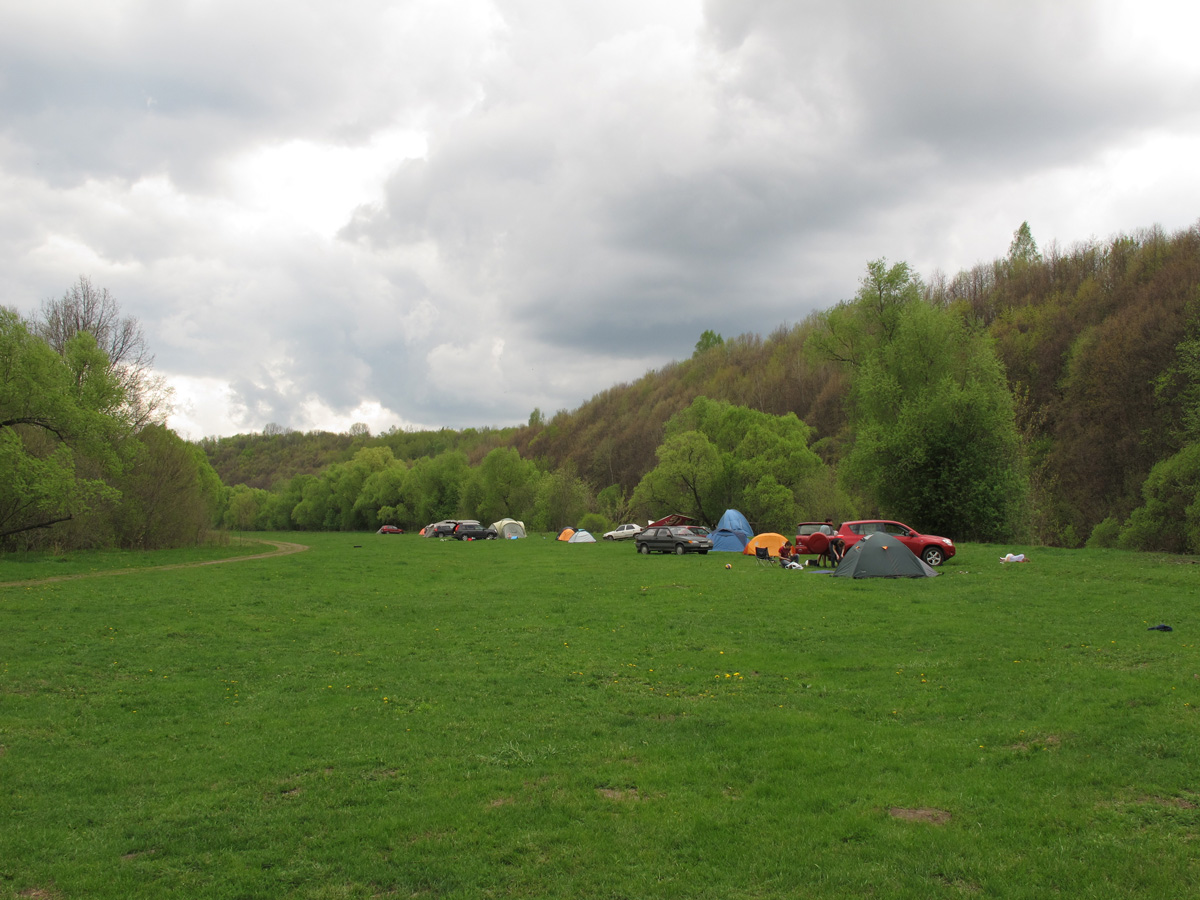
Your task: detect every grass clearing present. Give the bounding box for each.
[0,535,274,583]
[2,534,1199,898]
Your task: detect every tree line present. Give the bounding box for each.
[1,279,221,551]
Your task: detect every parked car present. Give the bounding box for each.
[635,525,713,555]
[376,525,404,534]
[794,522,837,556]
[603,523,644,541]
[452,521,496,540]
[836,520,955,566]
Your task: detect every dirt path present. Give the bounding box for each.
[0,539,309,588]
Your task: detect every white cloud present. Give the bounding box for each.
[224,131,427,237]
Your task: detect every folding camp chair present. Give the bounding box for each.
[754,546,775,568]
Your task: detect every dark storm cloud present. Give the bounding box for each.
[0,0,490,189]
[704,0,1186,165]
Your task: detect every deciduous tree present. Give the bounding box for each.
[0,308,125,543]
[33,277,173,429]
[841,300,1026,541]
[631,397,825,529]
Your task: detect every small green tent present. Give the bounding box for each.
[831,532,938,578]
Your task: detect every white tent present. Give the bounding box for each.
[491,517,527,539]
[567,529,597,543]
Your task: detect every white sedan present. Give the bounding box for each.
[603,523,644,541]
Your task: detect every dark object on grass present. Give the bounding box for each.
[1148,624,1173,631]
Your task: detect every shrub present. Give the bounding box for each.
[1086,516,1122,549]
[576,512,612,535]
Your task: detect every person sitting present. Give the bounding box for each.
[778,540,802,569]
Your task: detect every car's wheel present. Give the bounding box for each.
[699,549,708,555]
[605,535,614,541]
[922,545,945,567]
[638,543,650,555]
[675,544,686,555]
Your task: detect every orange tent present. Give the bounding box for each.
[556,528,576,541]
[742,532,789,556]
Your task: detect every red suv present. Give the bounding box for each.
[836,520,954,566]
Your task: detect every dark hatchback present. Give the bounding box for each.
[635,525,713,555]
[452,521,497,540]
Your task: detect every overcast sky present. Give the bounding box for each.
[2,0,1198,438]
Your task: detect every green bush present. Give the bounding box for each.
[1119,443,1200,552]
[1086,516,1122,549]
[576,512,612,535]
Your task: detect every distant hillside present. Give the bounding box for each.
[200,424,520,491]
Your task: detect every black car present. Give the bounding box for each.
[452,521,496,540]
[635,525,713,555]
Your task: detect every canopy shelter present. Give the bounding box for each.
[831,533,938,578]
[648,514,697,528]
[742,532,789,557]
[491,518,527,539]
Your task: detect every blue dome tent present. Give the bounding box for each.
[710,509,752,552]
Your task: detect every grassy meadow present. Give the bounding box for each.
[2,534,1199,899]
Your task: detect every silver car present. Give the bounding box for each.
[603,523,644,541]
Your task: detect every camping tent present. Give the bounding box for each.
[557,528,576,541]
[831,532,938,578]
[742,532,789,556]
[567,529,596,543]
[491,518,527,539]
[711,509,752,552]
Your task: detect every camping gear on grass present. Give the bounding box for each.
[567,529,596,543]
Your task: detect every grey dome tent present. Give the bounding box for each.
[710,508,752,552]
[831,532,939,578]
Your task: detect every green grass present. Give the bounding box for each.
[0,535,270,583]
[2,534,1199,898]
